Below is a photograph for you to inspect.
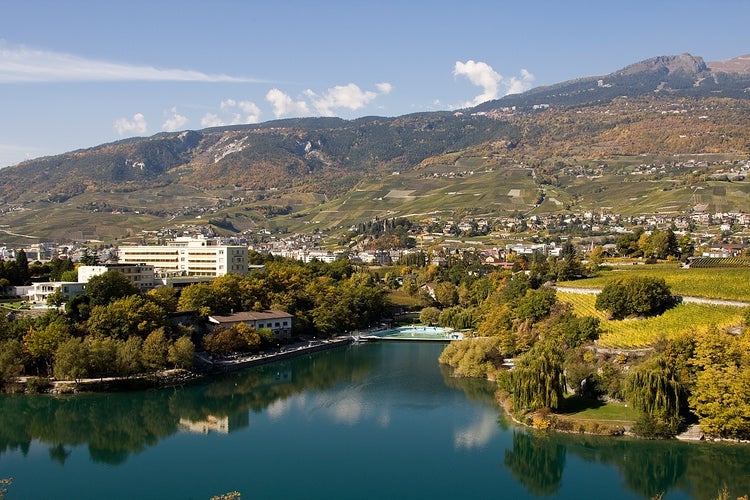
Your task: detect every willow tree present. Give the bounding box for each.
[503,341,566,412]
[625,353,685,437]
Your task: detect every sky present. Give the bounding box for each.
[1,0,749,168]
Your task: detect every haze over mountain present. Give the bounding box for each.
[1,53,749,243]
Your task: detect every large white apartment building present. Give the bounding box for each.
[117,237,248,277]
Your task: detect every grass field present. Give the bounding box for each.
[559,263,750,302]
[558,291,746,349]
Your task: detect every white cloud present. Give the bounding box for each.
[0,42,260,83]
[201,99,263,127]
[305,82,392,116]
[454,60,535,107]
[376,82,393,94]
[454,60,502,106]
[114,113,147,136]
[162,107,189,132]
[265,88,311,118]
[200,113,224,128]
[506,68,535,95]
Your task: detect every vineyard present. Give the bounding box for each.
[686,257,750,268]
[557,291,746,349]
[559,264,750,301]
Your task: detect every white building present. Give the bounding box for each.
[118,237,248,277]
[28,282,86,304]
[78,263,156,292]
[208,310,293,339]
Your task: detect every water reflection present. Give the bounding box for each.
[2,343,750,500]
[505,431,566,496]
[0,345,374,465]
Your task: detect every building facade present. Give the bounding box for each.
[117,237,248,277]
[78,263,156,292]
[208,310,294,339]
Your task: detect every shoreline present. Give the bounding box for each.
[17,336,355,394]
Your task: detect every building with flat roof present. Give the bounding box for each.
[118,237,248,277]
[28,282,86,304]
[78,263,155,292]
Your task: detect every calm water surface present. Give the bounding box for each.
[1,342,749,499]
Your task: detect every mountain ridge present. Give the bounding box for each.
[1,53,750,243]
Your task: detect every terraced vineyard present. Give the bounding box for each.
[557,291,746,349]
[559,264,750,302]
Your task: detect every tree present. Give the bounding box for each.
[419,306,441,326]
[501,341,567,411]
[86,295,167,340]
[0,339,23,388]
[23,318,71,375]
[116,336,143,376]
[690,328,750,439]
[434,281,458,307]
[595,276,676,320]
[515,288,557,323]
[54,337,89,381]
[625,353,686,437]
[142,328,170,371]
[146,286,179,313]
[177,282,215,312]
[168,336,195,369]
[85,270,139,307]
[87,336,118,379]
[15,250,30,286]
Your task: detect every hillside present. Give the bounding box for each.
[1,53,750,244]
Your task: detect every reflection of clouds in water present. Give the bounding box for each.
[330,395,364,424]
[454,411,498,449]
[266,388,392,427]
[265,394,297,420]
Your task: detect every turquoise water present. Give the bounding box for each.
[369,325,462,340]
[1,342,750,499]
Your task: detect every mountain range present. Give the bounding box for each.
[1,53,749,244]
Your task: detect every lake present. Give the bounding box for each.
[1,342,749,499]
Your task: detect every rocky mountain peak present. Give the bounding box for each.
[615,53,709,76]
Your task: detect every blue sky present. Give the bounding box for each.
[1,0,748,168]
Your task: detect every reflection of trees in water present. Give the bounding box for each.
[563,434,750,499]
[504,431,566,497]
[439,364,497,407]
[501,427,750,498]
[0,345,373,464]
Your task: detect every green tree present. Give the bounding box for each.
[142,328,170,371]
[0,339,23,389]
[146,286,179,313]
[116,336,143,376]
[434,281,458,307]
[501,341,567,412]
[23,318,71,375]
[625,353,685,437]
[419,306,441,326]
[86,295,167,339]
[595,276,676,320]
[15,249,31,286]
[168,336,195,369]
[87,336,118,378]
[690,328,750,439]
[85,270,139,307]
[177,282,216,312]
[515,288,557,323]
[54,337,89,381]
